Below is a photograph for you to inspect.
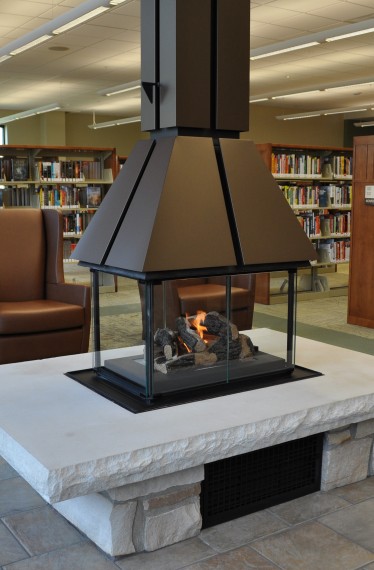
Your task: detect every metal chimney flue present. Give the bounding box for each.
[141,0,249,136]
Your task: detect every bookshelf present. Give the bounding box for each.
[0,145,117,261]
[256,143,353,304]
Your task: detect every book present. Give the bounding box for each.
[86,186,102,208]
[12,158,29,181]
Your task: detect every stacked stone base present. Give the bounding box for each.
[54,420,374,556]
[55,466,203,556]
[322,419,374,490]
[54,420,374,557]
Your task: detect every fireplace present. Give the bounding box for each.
[67,0,319,411]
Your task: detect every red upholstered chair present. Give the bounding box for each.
[0,208,91,365]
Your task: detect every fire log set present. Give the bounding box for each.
[153,311,256,375]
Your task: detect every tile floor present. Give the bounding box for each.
[1,454,374,569]
[1,266,374,568]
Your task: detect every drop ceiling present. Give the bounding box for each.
[1,0,374,119]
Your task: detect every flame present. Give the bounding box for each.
[181,340,192,353]
[191,311,207,341]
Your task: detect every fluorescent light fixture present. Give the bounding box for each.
[277,106,369,120]
[10,35,52,55]
[325,82,374,92]
[354,121,374,127]
[271,90,321,100]
[249,98,269,103]
[53,6,109,34]
[109,0,131,4]
[249,18,374,61]
[326,27,374,42]
[324,108,367,116]
[0,55,11,63]
[0,103,61,124]
[97,80,141,97]
[277,113,321,121]
[250,42,319,60]
[88,115,141,129]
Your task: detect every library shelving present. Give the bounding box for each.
[0,145,117,261]
[256,143,353,304]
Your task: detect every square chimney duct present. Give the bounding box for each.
[68,0,319,411]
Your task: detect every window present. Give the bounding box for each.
[0,125,4,145]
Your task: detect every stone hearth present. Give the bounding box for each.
[1,329,374,557]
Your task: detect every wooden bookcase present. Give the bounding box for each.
[0,145,117,261]
[256,143,353,304]
[348,135,374,328]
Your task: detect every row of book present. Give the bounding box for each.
[63,211,95,235]
[272,153,321,176]
[280,184,352,207]
[316,239,350,263]
[0,157,30,181]
[332,155,353,177]
[1,186,34,207]
[319,184,352,207]
[296,211,351,237]
[271,152,353,177]
[36,159,103,181]
[38,185,102,208]
[0,157,105,182]
[1,185,103,208]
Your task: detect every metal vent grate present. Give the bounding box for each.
[201,433,323,528]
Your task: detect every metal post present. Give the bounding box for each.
[144,281,154,401]
[91,269,101,368]
[287,269,297,367]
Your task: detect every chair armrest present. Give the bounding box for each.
[46,282,91,309]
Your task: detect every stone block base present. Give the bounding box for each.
[321,420,374,490]
[55,420,374,557]
[55,466,203,556]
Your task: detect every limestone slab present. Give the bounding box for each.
[105,466,204,502]
[1,331,374,503]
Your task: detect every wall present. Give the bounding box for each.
[64,113,149,156]
[2,105,356,151]
[243,104,346,147]
[3,112,67,146]
[4,111,149,155]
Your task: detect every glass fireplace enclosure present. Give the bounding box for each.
[85,267,299,406]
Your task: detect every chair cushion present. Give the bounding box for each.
[178,284,249,315]
[0,300,84,335]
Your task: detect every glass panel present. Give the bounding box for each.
[252,270,296,372]
[90,269,297,403]
[91,271,149,399]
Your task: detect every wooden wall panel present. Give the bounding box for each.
[348,136,374,328]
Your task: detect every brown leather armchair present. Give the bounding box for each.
[0,208,91,365]
[139,274,256,336]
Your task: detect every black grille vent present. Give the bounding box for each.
[201,433,323,528]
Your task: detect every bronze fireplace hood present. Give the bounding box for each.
[72,0,316,279]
